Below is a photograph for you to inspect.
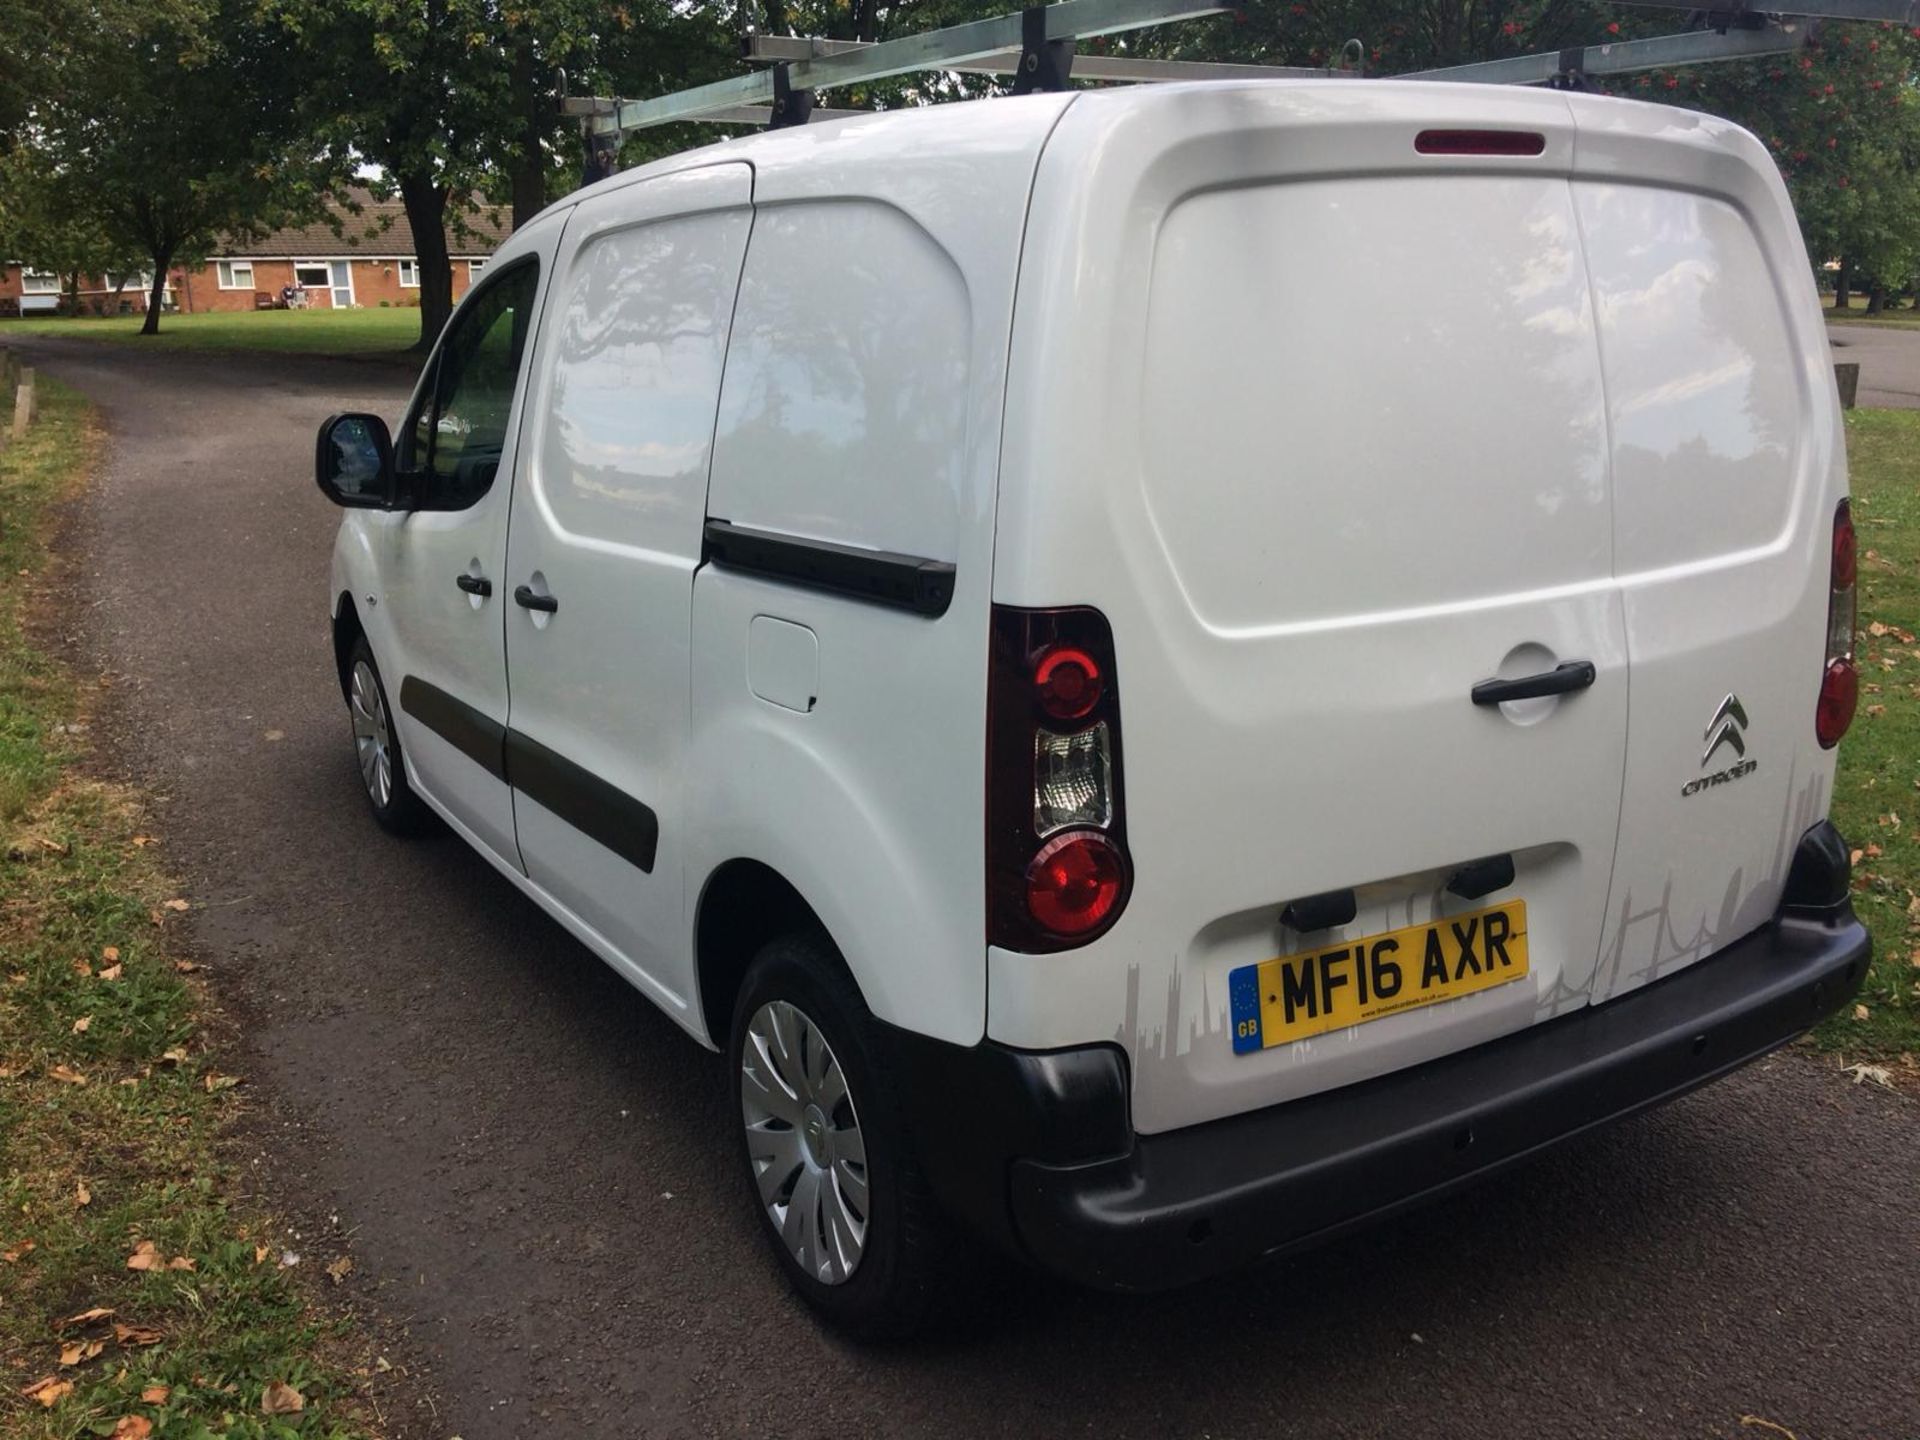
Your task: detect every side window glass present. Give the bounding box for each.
[401,262,539,508]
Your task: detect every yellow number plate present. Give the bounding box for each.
[1228,900,1529,1053]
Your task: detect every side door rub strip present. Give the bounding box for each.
[399,676,659,873]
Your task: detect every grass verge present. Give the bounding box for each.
[0,310,419,357]
[1814,408,1920,1065]
[0,379,377,1439]
[1825,297,1920,329]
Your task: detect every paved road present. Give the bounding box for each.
[1827,320,1920,409]
[23,336,1920,1440]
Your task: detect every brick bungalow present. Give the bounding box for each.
[2,189,507,317]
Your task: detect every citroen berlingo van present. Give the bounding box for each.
[313,79,1872,1333]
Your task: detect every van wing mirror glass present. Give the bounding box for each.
[314,412,396,509]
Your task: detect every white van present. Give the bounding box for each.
[315,80,1871,1333]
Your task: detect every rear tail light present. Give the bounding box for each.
[1817,499,1858,749]
[988,606,1131,951]
[1414,129,1546,157]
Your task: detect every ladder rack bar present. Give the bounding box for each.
[1607,0,1920,21]
[593,0,1233,133]
[742,33,1350,83]
[1407,21,1809,85]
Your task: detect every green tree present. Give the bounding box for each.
[11,0,320,333]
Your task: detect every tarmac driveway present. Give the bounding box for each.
[19,333,1920,1440]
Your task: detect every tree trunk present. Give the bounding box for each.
[400,172,453,351]
[509,35,545,230]
[1833,259,1851,311]
[63,272,80,316]
[140,252,172,335]
[1865,284,1885,316]
[106,275,129,316]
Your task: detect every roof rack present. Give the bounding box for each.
[563,0,1920,160]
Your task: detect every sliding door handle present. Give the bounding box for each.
[1472,660,1596,707]
[513,584,558,614]
[455,573,492,598]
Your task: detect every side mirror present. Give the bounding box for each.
[315,412,396,509]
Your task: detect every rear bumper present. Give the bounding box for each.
[893,901,1869,1294]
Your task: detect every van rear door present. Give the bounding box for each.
[989,86,1631,1135]
[1566,101,1847,1003]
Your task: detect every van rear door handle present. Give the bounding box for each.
[455,574,492,598]
[1471,660,1596,706]
[513,584,558,614]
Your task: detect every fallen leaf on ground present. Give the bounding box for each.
[125,1241,161,1271]
[75,1181,90,1207]
[101,945,119,962]
[71,958,92,978]
[38,837,68,855]
[49,1064,87,1085]
[98,964,123,981]
[161,899,189,912]
[131,834,154,847]
[1866,704,1887,717]
[260,1380,305,1415]
[203,1073,240,1093]
[113,1323,162,1347]
[56,1307,114,1329]
[254,1245,269,1265]
[326,1255,353,1284]
[1843,1062,1894,1088]
[21,1376,72,1407]
[173,960,198,973]
[166,1256,195,1271]
[160,1046,189,1066]
[59,1338,104,1366]
[264,729,284,741]
[140,1384,168,1403]
[1865,843,1884,858]
[1853,1003,1871,1021]
[111,1416,153,1439]
[72,1016,91,1034]
[4,1240,37,1262]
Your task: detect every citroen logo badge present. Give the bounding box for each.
[1702,693,1749,767]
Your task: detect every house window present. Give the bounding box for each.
[216,261,255,290]
[398,259,420,288]
[20,269,60,294]
[468,259,488,280]
[294,263,332,289]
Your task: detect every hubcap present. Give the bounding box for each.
[349,660,393,809]
[740,1000,869,1285]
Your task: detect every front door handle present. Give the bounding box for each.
[455,573,492,598]
[513,584,558,614]
[1471,660,1596,707]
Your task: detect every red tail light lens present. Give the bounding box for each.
[988,606,1130,952]
[1831,499,1857,589]
[1819,499,1857,750]
[1414,129,1546,157]
[1034,646,1103,721]
[1026,832,1125,936]
[1817,659,1858,750]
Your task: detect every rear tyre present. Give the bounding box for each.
[345,636,434,836]
[729,932,963,1338]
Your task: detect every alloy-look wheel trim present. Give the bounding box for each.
[349,659,393,810]
[740,999,870,1285]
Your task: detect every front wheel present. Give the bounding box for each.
[345,636,433,835]
[729,933,963,1337]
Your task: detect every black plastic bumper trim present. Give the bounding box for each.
[1005,909,1869,1292]
[703,519,956,618]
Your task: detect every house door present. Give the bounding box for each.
[328,261,353,309]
